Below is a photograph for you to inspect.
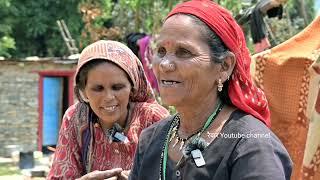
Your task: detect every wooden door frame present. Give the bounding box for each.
[36,70,75,151]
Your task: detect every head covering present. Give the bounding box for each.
[138,35,160,92]
[167,0,270,126]
[76,40,155,102]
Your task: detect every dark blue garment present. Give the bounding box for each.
[129,110,292,180]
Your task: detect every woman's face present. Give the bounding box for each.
[153,14,221,107]
[82,61,132,129]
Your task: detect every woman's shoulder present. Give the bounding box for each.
[225,110,290,154]
[139,115,173,141]
[226,110,272,135]
[214,112,293,179]
[62,102,89,126]
[226,110,291,159]
[225,111,293,178]
[58,103,86,138]
[134,115,174,155]
[63,103,78,120]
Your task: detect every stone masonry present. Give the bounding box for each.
[0,59,75,156]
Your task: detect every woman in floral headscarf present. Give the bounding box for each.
[129,1,292,180]
[48,40,169,179]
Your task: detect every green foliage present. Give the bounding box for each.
[0,36,15,57]
[0,163,20,176]
[110,0,244,39]
[286,0,315,29]
[0,0,14,35]
[264,0,315,48]
[8,0,83,58]
[91,0,114,27]
[0,0,16,58]
[218,0,243,15]
[1,0,315,58]
[112,0,184,36]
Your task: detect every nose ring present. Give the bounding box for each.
[168,64,175,70]
[160,60,176,71]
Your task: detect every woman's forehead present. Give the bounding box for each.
[162,14,197,31]
[159,16,203,40]
[156,23,208,51]
[87,62,130,82]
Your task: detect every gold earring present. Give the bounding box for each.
[218,78,223,92]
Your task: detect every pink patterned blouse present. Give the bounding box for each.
[48,102,169,179]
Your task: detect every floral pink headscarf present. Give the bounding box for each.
[76,40,155,103]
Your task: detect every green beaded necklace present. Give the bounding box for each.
[159,100,224,180]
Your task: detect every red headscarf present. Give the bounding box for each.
[168,0,270,127]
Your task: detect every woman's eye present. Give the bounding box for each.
[92,85,104,91]
[112,84,125,91]
[157,47,166,58]
[176,48,192,58]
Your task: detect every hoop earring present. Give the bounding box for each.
[217,78,223,92]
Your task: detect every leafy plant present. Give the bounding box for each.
[1,0,315,58]
[8,0,83,58]
[79,0,121,47]
[0,0,16,58]
[0,36,15,58]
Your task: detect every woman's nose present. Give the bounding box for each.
[159,58,176,73]
[104,90,115,101]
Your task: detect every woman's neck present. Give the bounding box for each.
[100,107,129,132]
[176,94,220,135]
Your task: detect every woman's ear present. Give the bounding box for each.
[79,91,89,103]
[220,52,236,82]
[129,88,135,101]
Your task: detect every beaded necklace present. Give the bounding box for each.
[159,101,224,180]
[169,114,204,150]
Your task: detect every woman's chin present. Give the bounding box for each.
[161,97,181,107]
[99,117,120,128]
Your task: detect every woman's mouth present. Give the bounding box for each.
[161,80,181,86]
[102,105,117,112]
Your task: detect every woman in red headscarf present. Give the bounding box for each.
[47,40,169,179]
[129,1,292,180]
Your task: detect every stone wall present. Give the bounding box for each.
[0,60,75,156]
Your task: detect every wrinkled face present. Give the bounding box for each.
[82,62,132,129]
[153,14,221,107]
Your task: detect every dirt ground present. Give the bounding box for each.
[0,157,48,180]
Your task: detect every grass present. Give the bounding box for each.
[0,163,20,176]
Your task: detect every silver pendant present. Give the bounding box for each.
[173,138,179,148]
[169,131,176,143]
[191,149,206,167]
[179,141,184,150]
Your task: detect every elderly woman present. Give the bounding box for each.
[129,1,292,180]
[48,40,169,179]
